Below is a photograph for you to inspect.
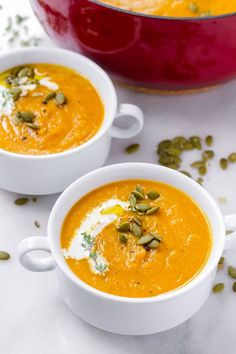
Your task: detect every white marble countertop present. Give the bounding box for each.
[1,1,236,353]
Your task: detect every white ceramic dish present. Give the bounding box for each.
[17,163,236,335]
[0,48,143,195]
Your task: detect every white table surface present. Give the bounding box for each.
[1,1,236,353]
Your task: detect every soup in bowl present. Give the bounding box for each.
[18,163,236,335]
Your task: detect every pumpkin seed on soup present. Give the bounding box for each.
[117,222,130,232]
[17,111,35,123]
[148,239,160,249]
[138,234,154,245]
[55,92,67,106]
[133,190,144,200]
[125,143,140,154]
[146,206,160,215]
[147,190,160,200]
[131,223,142,237]
[119,234,127,244]
[135,203,151,212]
[42,92,56,104]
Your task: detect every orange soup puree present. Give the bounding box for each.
[99,0,236,17]
[61,180,212,298]
[0,64,104,155]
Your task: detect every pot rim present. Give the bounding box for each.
[0,47,117,161]
[91,0,236,21]
[48,162,225,304]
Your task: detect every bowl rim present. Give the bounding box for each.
[0,47,117,160]
[48,162,225,304]
[91,0,236,21]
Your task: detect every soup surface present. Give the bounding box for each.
[99,0,236,17]
[0,64,104,155]
[61,180,212,298]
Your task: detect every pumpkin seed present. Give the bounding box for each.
[130,216,142,226]
[32,197,37,202]
[158,140,172,150]
[131,223,142,237]
[217,256,225,270]
[190,136,202,150]
[202,150,214,160]
[228,266,236,279]
[9,87,22,101]
[125,143,140,154]
[198,165,207,176]
[34,221,40,228]
[159,155,174,165]
[42,92,56,104]
[135,185,144,194]
[182,141,194,150]
[197,177,204,185]
[180,171,192,178]
[232,282,236,292]
[12,114,23,125]
[138,234,154,245]
[212,283,224,293]
[119,234,127,244]
[173,136,186,144]
[135,203,151,212]
[165,146,181,157]
[220,158,228,170]
[191,161,205,169]
[17,111,35,123]
[146,206,160,215]
[26,123,39,130]
[14,197,29,206]
[147,190,160,200]
[165,163,179,170]
[228,153,236,163]
[148,239,160,249]
[0,251,10,260]
[55,92,67,106]
[205,135,213,146]
[117,222,130,232]
[129,194,136,210]
[18,67,31,79]
[133,191,144,200]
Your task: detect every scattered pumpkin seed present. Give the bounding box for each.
[55,92,67,106]
[159,155,174,165]
[130,216,142,226]
[131,223,142,237]
[18,67,31,79]
[119,234,127,244]
[133,191,144,200]
[205,135,213,146]
[191,161,205,169]
[182,141,194,150]
[0,251,10,260]
[135,203,151,212]
[14,197,29,206]
[26,122,39,130]
[147,190,160,200]
[17,111,35,123]
[217,256,225,270]
[42,92,56,104]
[9,87,22,101]
[198,165,207,176]
[117,222,130,232]
[125,143,140,154]
[220,158,228,170]
[202,150,214,160]
[228,266,236,279]
[165,146,181,157]
[190,136,202,150]
[150,232,162,242]
[232,282,236,292]
[228,153,236,163]
[212,283,224,293]
[197,177,204,185]
[180,171,192,178]
[165,163,179,170]
[148,239,160,249]
[34,221,40,228]
[32,197,37,202]
[138,234,154,245]
[129,194,136,210]
[136,185,144,194]
[158,140,172,150]
[146,206,160,215]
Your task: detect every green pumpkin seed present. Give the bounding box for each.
[197,177,204,186]
[135,185,144,194]
[173,136,186,144]
[130,216,142,226]
[129,194,136,210]
[26,123,40,130]
[133,191,144,200]
[55,92,67,106]
[159,155,175,165]
[14,197,29,206]
[198,165,207,176]
[220,158,228,170]
[11,66,24,77]
[191,161,205,169]
[228,153,236,163]
[18,67,30,79]
[32,197,37,202]
[190,136,202,150]
[125,143,140,154]
[0,251,10,260]
[205,135,213,146]
[228,266,236,279]
[165,146,181,157]
[218,256,225,270]
[146,206,160,215]
[131,223,142,237]
[117,222,130,232]
[34,221,40,228]
[147,190,160,200]
[165,163,179,170]
[148,239,160,249]
[9,87,22,101]
[182,141,194,151]
[232,282,236,292]
[17,111,35,123]
[158,140,172,150]
[212,283,224,293]
[138,234,154,245]
[119,234,127,244]
[135,203,151,212]
[202,150,214,160]
[180,171,192,178]
[42,92,56,104]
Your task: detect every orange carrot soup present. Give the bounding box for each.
[61,180,212,298]
[0,64,104,155]
[99,0,236,17]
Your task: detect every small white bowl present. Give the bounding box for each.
[17,163,236,335]
[0,48,143,195]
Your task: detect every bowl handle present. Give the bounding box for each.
[17,236,56,272]
[110,103,143,139]
[224,215,236,250]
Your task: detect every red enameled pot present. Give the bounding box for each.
[31,0,236,91]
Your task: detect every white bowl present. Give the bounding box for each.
[17,163,236,335]
[0,48,143,195]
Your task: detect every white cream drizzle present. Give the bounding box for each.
[0,86,14,116]
[39,77,59,91]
